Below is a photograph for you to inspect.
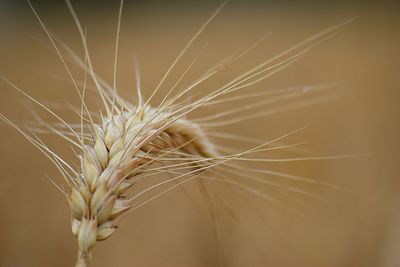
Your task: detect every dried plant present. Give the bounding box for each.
[0,1,362,266]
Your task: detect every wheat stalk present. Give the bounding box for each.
[0,1,363,266]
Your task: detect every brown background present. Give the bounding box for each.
[0,0,399,266]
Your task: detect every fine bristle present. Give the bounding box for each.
[0,1,362,267]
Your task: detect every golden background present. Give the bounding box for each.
[0,1,399,266]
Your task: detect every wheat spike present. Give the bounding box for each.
[68,104,218,265]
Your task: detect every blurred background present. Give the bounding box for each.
[0,0,399,266]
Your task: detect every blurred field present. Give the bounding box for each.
[0,0,399,266]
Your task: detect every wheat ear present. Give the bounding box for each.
[70,105,218,266]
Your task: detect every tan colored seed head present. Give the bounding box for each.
[67,106,217,266]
